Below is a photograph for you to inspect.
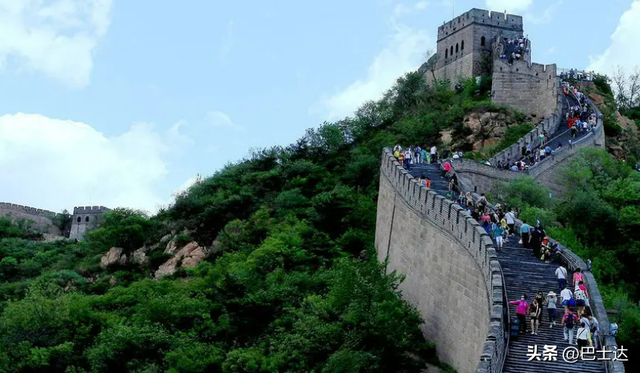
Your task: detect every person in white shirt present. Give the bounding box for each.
[505,210,516,234]
[576,322,591,348]
[430,146,437,163]
[403,150,412,170]
[560,285,573,314]
[555,264,567,293]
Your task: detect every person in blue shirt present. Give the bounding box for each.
[493,223,505,251]
[520,223,531,249]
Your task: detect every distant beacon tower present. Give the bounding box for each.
[69,206,110,240]
[424,8,524,84]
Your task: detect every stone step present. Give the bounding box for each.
[399,159,605,373]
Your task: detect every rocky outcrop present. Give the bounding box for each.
[617,112,638,134]
[164,240,179,255]
[131,246,150,265]
[155,241,206,278]
[450,111,521,152]
[100,247,127,268]
[606,113,638,160]
[588,92,604,106]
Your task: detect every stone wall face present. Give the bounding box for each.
[376,149,507,373]
[70,206,109,240]
[488,88,566,166]
[492,59,558,119]
[0,202,60,234]
[449,159,522,195]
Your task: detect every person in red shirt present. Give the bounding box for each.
[567,116,573,129]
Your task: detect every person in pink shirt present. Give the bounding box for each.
[509,295,529,334]
[573,268,584,285]
[574,281,589,317]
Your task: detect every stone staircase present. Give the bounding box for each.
[499,237,605,373]
[407,161,606,373]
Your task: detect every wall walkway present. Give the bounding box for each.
[455,86,605,196]
[376,149,625,372]
[376,150,507,373]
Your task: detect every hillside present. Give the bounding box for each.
[0,71,638,373]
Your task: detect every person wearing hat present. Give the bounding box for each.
[509,294,530,334]
[545,291,558,327]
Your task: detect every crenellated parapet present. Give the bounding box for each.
[0,202,61,217]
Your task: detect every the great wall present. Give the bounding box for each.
[377,7,626,373]
[0,202,109,240]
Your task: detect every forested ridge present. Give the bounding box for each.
[0,71,638,372]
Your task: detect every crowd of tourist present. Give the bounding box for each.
[559,69,594,82]
[491,80,599,172]
[390,112,609,352]
[461,189,602,347]
[499,36,529,64]
[392,144,439,171]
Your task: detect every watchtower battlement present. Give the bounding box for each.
[73,206,109,214]
[437,8,523,41]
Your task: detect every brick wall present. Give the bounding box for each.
[376,148,507,373]
[492,58,558,119]
[488,88,566,166]
[0,202,61,235]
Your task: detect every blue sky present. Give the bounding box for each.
[0,0,638,213]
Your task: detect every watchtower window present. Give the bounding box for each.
[481,36,486,46]
[445,48,448,58]
[77,217,81,223]
[456,43,459,53]
[461,40,464,50]
[450,46,453,55]
[85,216,90,222]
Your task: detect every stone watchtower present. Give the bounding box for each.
[69,206,109,240]
[421,8,558,119]
[424,8,523,84]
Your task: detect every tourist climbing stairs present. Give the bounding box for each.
[499,237,605,373]
[406,160,605,373]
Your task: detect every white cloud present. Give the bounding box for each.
[313,17,432,120]
[587,1,640,76]
[207,111,246,131]
[0,113,169,214]
[415,1,429,10]
[0,0,113,89]
[525,1,562,25]
[393,1,429,18]
[485,0,532,13]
